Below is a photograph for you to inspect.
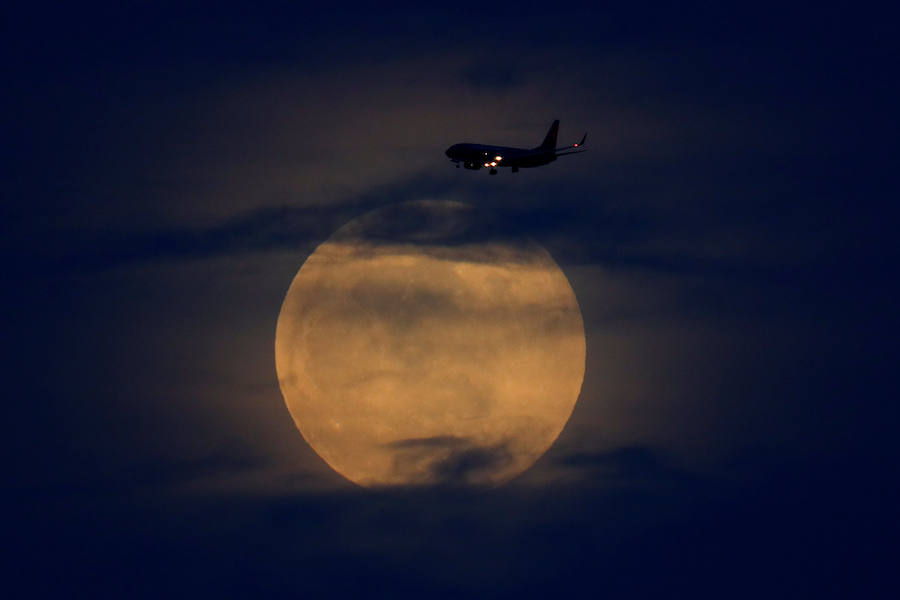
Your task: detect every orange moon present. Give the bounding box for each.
[275,201,585,486]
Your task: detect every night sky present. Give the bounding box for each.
[4,3,898,598]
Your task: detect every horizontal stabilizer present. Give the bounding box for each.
[554,130,587,156]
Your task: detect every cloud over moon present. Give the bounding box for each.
[275,201,585,486]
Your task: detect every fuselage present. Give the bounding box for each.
[444,143,557,170]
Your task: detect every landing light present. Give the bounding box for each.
[490,162,497,167]
[495,156,502,161]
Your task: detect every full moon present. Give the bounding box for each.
[275,201,585,486]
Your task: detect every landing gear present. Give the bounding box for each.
[489,168,498,175]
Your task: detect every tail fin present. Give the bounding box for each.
[538,119,560,150]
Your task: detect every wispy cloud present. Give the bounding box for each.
[386,435,514,486]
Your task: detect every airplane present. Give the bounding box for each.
[445,120,586,175]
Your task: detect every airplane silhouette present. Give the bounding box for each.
[445,120,586,175]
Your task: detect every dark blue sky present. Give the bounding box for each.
[3,3,897,597]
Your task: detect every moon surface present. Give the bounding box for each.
[275,201,585,486]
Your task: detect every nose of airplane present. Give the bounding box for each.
[445,145,456,158]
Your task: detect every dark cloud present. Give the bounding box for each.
[388,435,470,449]
[387,435,513,486]
[15,167,853,289]
[428,443,510,483]
[10,444,895,598]
[7,175,449,277]
[120,447,268,489]
[559,445,676,480]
